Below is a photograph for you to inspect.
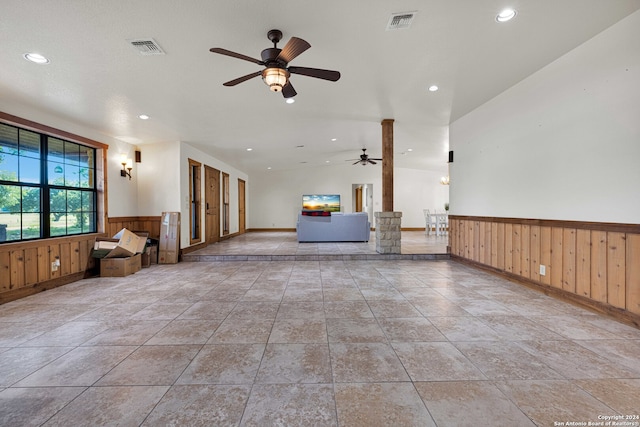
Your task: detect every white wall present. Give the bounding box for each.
[450,10,640,224]
[136,141,181,216]
[180,142,248,248]
[249,164,448,229]
[106,141,140,217]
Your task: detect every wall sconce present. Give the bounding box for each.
[120,156,133,180]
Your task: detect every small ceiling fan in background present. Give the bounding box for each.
[348,149,383,165]
[209,29,341,98]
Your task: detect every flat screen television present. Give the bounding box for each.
[302,194,341,212]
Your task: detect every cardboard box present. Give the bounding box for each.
[92,228,143,259]
[142,245,157,268]
[99,254,142,277]
[133,231,154,268]
[159,212,180,264]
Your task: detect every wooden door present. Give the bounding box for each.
[238,179,246,234]
[355,186,363,212]
[204,165,220,244]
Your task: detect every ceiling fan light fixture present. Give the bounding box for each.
[262,67,289,92]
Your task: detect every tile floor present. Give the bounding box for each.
[183,230,449,260]
[1,233,639,426]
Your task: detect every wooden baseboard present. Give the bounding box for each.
[181,241,207,255]
[451,255,640,329]
[0,271,93,305]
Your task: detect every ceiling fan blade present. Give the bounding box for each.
[352,160,362,165]
[276,37,311,64]
[223,71,262,86]
[370,158,383,161]
[368,160,377,165]
[282,81,297,98]
[288,66,341,82]
[209,48,263,65]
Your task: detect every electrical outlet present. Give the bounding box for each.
[539,264,546,276]
[51,261,59,272]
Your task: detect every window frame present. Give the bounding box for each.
[0,112,106,244]
[188,158,202,245]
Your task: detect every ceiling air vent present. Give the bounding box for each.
[386,12,417,30]
[128,38,165,55]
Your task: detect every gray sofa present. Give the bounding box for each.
[296,212,371,242]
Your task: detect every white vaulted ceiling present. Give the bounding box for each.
[2,0,639,173]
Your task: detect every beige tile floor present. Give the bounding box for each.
[183,230,449,260]
[1,233,639,426]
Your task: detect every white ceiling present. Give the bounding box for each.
[2,0,639,174]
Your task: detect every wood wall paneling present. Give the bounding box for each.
[512,224,522,276]
[24,248,38,286]
[496,222,505,270]
[607,232,626,309]
[591,230,608,303]
[448,215,640,327]
[521,224,530,279]
[530,225,541,282]
[49,245,61,280]
[106,216,161,239]
[485,222,492,269]
[0,251,10,292]
[478,221,486,265]
[70,241,81,274]
[540,226,552,286]
[60,242,71,276]
[627,234,640,315]
[37,246,50,283]
[490,222,498,268]
[575,229,591,298]
[562,228,576,293]
[550,227,564,289]
[504,223,513,273]
[473,221,481,263]
[10,250,24,289]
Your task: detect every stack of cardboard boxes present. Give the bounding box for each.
[92,212,180,277]
[92,228,146,277]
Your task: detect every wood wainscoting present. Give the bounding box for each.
[106,216,162,239]
[0,234,99,304]
[449,216,640,327]
[0,216,163,304]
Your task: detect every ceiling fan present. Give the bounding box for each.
[209,29,341,98]
[349,149,383,166]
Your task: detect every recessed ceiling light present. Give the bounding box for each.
[23,53,49,64]
[325,160,330,163]
[496,9,516,22]
[286,98,295,104]
[428,85,438,92]
[407,148,413,152]
[138,114,150,120]
[331,138,337,142]
[267,167,272,170]
[246,148,253,151]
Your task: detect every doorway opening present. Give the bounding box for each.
[352,183,373,224]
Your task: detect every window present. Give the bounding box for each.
[188,159,201,244]
[0,122,97,243]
